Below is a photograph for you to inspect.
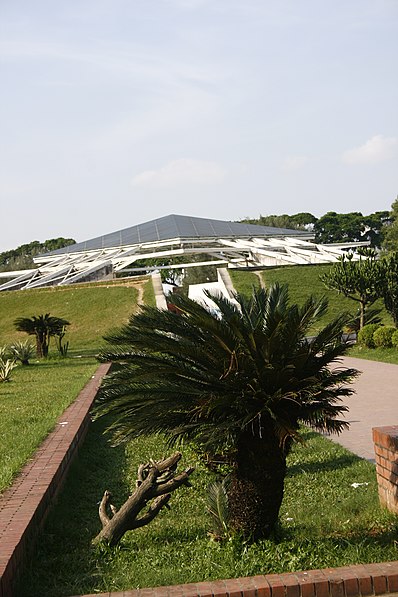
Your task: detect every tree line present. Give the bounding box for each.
[241,199,398,249]
[0,238,75,273]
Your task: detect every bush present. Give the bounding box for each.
[0,358,17,382]
[9,340,35,365]
[373,326,397,348]
[391,329,398,348]
[0,345,12,360]
[357,323,381,348]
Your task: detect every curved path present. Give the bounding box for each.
[327,356,398,461]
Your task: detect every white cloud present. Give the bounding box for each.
[283,156,310,171]
[342,135,397,165]
[131,159,226,188]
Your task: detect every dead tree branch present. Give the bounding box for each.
[93,451,194,546]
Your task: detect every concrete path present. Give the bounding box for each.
[326,356,398,461]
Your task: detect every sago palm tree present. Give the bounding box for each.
[14,313,70,358]
[96,284,358,540]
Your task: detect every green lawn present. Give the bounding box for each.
[348,345,398,364]
[0,357,98,492]
[18,426,398,596]
[0,278,153,492]
[229,270,261,295]
[231,265,393,331]
[0,278,153,354]
[5,268,398,594]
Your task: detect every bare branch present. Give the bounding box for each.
[98,490,113,528]
[93,453,194,546]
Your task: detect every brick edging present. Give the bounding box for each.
[0,362,111,597]
[74,560,398,597]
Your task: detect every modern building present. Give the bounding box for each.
[0,214,369,291]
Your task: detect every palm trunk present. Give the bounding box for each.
[359,299,365,330]
[35,333,43,358]
[228,429,287,540]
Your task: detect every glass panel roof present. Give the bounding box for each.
[44,214,308,256]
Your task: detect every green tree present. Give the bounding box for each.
[0,237,75,273]
[363,211,390,247]
[314,211,388,247]
[96,284,357,540]
[379,252,398,325]
[241,213,316,230]
[320,253,382,329]
[14,314,70,358]
[382,198,398,252]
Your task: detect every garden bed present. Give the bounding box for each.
[17,424,398,596]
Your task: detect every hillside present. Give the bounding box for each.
[0,277,155,355]
[230,264,392,330]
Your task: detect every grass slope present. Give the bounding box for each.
[18,426,398,596]
[231,265,392,330]
[0,277,153,492]
[0,278,152,354]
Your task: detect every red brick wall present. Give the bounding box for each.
[373,426,398,514]
[73,561,398,597]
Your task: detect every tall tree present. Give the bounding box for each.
[378,252,398,325]
[320,253,382,329]
[96,284,357,540]
[382,198,398,252]
[314,211,388,247]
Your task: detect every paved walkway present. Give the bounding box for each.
[327,356,398,461]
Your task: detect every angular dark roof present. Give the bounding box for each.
[46,214,309,256]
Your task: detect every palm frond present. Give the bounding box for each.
[96,283,359,456]
[207,477,231,539]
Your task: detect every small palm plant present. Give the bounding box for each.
[14,314,70,358]
[0,358,17,382]
[96,284,358,540]
[9,340,35,365]
[207,477,231,541]
[0,345,10,361]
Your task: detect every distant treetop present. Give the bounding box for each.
[0,237,76,273]
[240,209,391,248]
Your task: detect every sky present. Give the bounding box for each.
[1,0,397,252]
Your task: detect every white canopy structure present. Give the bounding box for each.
[0,214,369,292]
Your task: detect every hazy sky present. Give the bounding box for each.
[1,0,397,251]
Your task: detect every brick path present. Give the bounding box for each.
[327,356,398,461]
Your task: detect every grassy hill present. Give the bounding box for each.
[0,276,155,355]
[0,276,155,493]
[230,264,392,330]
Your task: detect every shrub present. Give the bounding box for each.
[391,329,398,348]
[0,358,17,382]
[357,323,381,348]
[0,345,10,360]
[373,326,397,348]
[9,340,35,365]
[55,326,69,357]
